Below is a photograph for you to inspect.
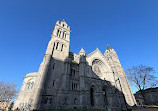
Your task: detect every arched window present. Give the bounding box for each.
[102,87,108,106]
[90,88,94,106]
[73,70,76,77]
[72,83,73,90]
[59,31,61,37]
[30,82,34,89]
[52,42,56,55]
[62,32,65,38]
[71,69,76,78]
[62,32,66,39]
[61,44,64,51]
[74,84,76,90]
[26,79,34,90]
[27,83,30,89]
[64,32,66,39]
[73,83,75,90]
[52,63,55,69]
[76,83,78,90]
[57,29,62,37]
[52,80,55,87]
[56,42,59,50]
[57,29,60,36]
[71,82,78,90]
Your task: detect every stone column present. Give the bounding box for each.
[79,55,86,107]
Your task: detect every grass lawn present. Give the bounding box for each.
[33,109,107,111]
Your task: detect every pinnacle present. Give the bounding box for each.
[79,48,86,53]
[106,44,111,50]
[61,19,65,22]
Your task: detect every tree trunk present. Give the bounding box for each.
[140,90,147,105]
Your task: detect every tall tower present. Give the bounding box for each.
[104,45,137,106]
[46,20,71,60]
[32,20,71,109]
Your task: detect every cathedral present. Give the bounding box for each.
[13,20,136,111]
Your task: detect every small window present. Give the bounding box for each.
[74,84,76,90]
[57,29,59,36]
[59,31,61,37]
[52,80,55,87]
[63,24,65,27]
[30,82,34,89]
[26,81,34,89]
[75,84,77,90]
[52,63,55,69]
[52,43,56,54]
[72,83,77,90]
[62,32,65,38]
[72,83,73,90]
[56,42,59,50]
[27,83,30,89]
[71,69,73,76]
[63,32,66,39]
[61,44,64,51]
[64,32,66,39]
[64,33,66,38]
[73,70,75,77]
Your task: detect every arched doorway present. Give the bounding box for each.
[90,87,94,106]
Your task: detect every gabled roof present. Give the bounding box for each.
[87,48,103,58]
[79,48,86,54]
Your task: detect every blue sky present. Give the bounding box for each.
[0,0,158,93]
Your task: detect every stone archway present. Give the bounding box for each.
[90,85,96,106]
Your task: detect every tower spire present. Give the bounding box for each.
[61,19,65,22]
[106,44,111,50]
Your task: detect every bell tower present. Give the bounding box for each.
[46,20,71,60]
[32,20,71,109]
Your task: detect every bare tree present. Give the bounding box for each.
[126,64,158,104]
[0,81,18,110]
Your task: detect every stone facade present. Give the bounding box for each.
[13,20,136,111]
